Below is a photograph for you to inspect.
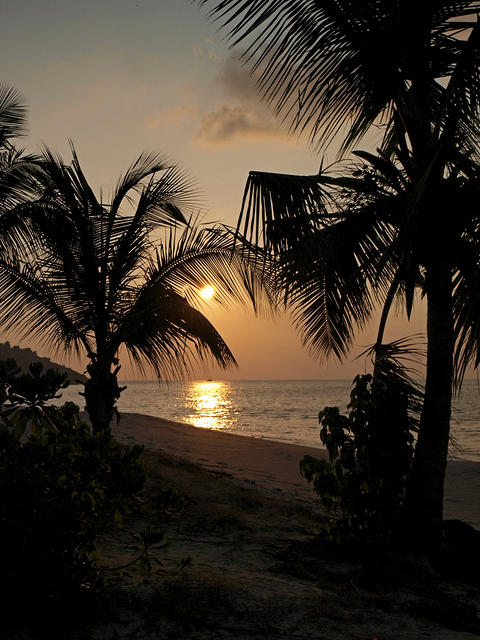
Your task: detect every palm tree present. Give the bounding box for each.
[196,0,480,545]
[0,146,275,432]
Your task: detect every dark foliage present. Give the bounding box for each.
[0,360,146,622]
[300,344,422,544]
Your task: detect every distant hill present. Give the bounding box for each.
[0,342,87,385]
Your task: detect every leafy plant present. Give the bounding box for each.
[0,357,19,402]
[300,341,423,544]
[0,359,69,436]
[0,359,147,621]
[106,488,188,575]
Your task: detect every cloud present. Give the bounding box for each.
[195,105,288,145]
[141,57,294,147]
[194,55,294,145]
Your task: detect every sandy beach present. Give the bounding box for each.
[113,412,480,530]
[19,410,473,639]
[83,411,480,640]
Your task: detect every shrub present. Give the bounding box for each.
[300,342,422,544]
[0,361,146,620]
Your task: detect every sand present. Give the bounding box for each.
[28,410,476,640]
[112,412,480,529]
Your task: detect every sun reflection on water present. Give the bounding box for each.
[185,380,234,431]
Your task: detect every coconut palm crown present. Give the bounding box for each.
[0,146,275,432]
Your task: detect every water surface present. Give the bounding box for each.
[56,378,480,462]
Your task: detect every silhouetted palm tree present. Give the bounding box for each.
[197,0,480,545]
[0,146,274,432]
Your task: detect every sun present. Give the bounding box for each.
[200,285,215,300]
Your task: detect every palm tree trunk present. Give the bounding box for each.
[84,358,122,433]
[407,261,454,547]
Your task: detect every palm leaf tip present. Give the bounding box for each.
[0,84,28,143]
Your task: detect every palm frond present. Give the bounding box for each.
[237,169,336,251]
[101,155,201,312]
[149,222,277,313]
[106,219,279,377]
[434,14,480,143]
[232,160,410,359]
[118,286,237,379]
[0,84,27,145]
[0,148,43,218]
[280,210,395,359]
[452,235,480,385]
[360,335,425,427]
[0,257,92,357]
[352,150,408,195]
[110,152,198,225]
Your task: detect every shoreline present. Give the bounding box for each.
[112,412,480,529]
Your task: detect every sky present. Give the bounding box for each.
[0,0,427,380]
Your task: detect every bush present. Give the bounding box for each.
[300,342,422,544]
[0,361,146,620]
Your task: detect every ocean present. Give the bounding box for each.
[56,378,480,463]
